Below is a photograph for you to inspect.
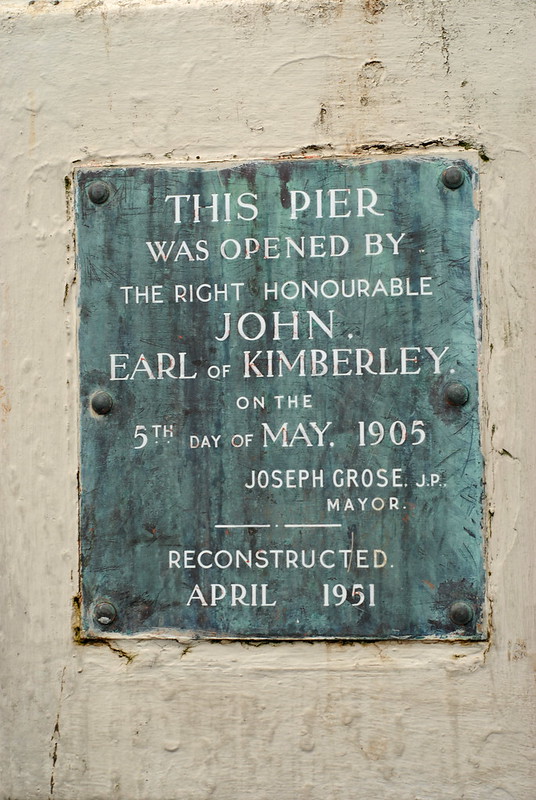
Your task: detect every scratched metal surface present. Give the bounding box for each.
[76,157,484,639]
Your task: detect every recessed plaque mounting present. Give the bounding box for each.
[76,156,485,640]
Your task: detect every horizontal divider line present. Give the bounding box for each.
[214,524,343,529]
[284,524,342,528]
[214,524,271,529]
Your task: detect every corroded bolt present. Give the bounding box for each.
[445,382,469,406]
[449,601,473,626]
[88,180,110,205]
[91,391,114,415]
[442,166,465,190]
[94,601,117,626]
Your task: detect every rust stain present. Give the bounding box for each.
[144,524,158,536]
[358,60,386,89]
[364,0,386,18]
[0,385,11,420]
[508,639,527,661]
[75,0,104,19]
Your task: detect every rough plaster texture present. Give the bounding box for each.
[0,0,534,798]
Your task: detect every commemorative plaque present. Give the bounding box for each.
[76,156,485,640]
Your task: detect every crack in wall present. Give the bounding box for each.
[106,641,137,663]
[438,2,451,75]
[280,138,490,160]
[440,25,450,75]
[49,666,66,798]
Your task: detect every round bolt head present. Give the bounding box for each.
[445,382,469,407]
[94,601,117,626]
[88,180,110,205]
[449,601,473,626]
[91,391,114,415]
[442,166,465,190]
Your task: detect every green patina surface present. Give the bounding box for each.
[76,156,484,640]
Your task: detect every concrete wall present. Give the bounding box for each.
[1,0,534,798]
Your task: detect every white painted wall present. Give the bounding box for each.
[1,1,534,798]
